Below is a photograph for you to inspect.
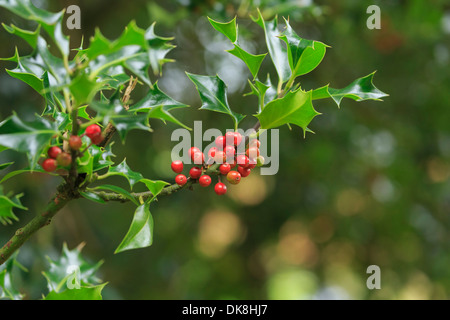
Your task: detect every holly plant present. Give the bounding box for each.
[0,0,387,298]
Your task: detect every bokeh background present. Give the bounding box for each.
[1,0,450,299]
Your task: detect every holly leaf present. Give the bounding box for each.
[92,185,139,206]
[2,23,40,49]
[227,44,267,79]
[186,72,245,127]
[107,159,144,190]
[245,75,277,112]
[42,243,103,293]
[207,16,238,43]
[0,252,25,300]
[252,9,291,84]
[69,73,103,107]
[80,191,106,204]
[115,204,154,254]
[0,0,69,56]
[129,82,190,129]
[140,179,169,203]
[312,72,389,107]
[279,19,328,77]
[0,186,27,225]
[0,162,14,171]
[0,113,59,169]
[256,88,320,135]
[44,283,107,300]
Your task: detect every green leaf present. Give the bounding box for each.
[69,73,103,107]
[115,204,154,254]
[0,166,52,184]
[107,159,144,190]
[129,82,190,129]
[279,19,328,77]
[80,191,106,204]
[312,72,389,107]
[186,72,245,127]
[256,88,320,135]
[44,283,107,300]
[0,113,59,169]
[87,22,175,82]
[0,162,14,171]
[93,185,139,206]
[140,179,169,202]
[42,243,103,293]
[252,9,291,84]
[245,75,277,112]
[227,44,267,79]
[207,16,238,43]
[2,23,40,49]
[0,0,69,56]
[0,252,25,300]
[0,186,27,225]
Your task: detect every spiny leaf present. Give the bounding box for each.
[0,251,25,300]
[0,113,59,169]
[0,0,69,56]
[44,283,107,300]
[140,179,169,203]
[279,18,329,77]
[207,16,238,43]
[42,243,103,293]
[107,159,144,190]
[115,204,154,254]
[186,72,245,127]
[252,9,291,84]
[312,72,389,107]
[256,88,320,136]
[0,186,27,225]
[2,23,40,49]
[227,44,267,79]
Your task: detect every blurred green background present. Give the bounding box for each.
[1,0,450,299]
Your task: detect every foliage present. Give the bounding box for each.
[0,0,393,300]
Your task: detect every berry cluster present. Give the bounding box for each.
[41,124,104,172]
[171,132,264,195]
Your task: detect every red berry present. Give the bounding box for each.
[228,159,237,169]
[69,135,82,150]
[236,154,250,168]
[214,150,226,164]
[189,166,202,179]
[171,160,184,173]
[192,151,205,165]
[225,132,235,145]
[90,134,104,145]
[238,166,251,177]
[208,147,217,159]
[214,182,227,195]
[226,171,241,185]
[85,124,102,139]
[56,152,72,167]
[246,147,260,158]
[199,175,211,187]
[219,163,231,175]
[234,132,243,146]
[224,145,235,159]
[42,158,57,172]
[215,136,226,149]
[47,146,62,159]
[188,147,201,159]
[175,174,187,186]
[249,139,261,148]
